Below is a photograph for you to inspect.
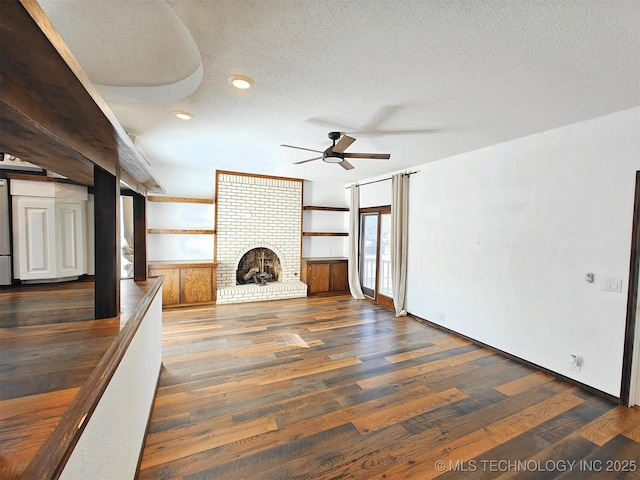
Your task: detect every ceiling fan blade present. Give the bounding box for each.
[339,160,354,170]
[294,156,323,165]
[332,135,356,153]
[342,152,391,160]
[281,144,324,154]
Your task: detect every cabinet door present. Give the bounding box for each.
[56,202,86,278]
[307,263,330,294]
[329,262,349,292]
[13,197,56,280]
[180,267,213,303]
[149,268,180,305]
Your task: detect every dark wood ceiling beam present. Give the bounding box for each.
[0,102,95,185]
[0,0,163,194]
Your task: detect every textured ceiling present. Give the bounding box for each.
[39,0,640,185]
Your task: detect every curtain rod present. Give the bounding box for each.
[345,170,420,189]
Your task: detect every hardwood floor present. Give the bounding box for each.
[0,281,102,478]
[0,279,156,479]
[138,296,640,479]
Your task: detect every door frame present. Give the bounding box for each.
[359,206,393,308]
[620,170,640,406]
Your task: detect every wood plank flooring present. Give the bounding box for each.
[138,296,640,479]
[0,280,155,479]
[0,281,102,479]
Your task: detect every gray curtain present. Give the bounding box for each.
[348,185,365,299]
[391,173,409,316]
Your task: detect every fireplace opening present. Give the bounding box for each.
[236,248,281,285]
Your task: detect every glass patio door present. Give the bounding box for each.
[378,213,392,299]
[359,207,392,306]
[360,213,378,298]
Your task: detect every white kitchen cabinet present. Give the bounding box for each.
[13,196,56,280]
[11,179,88,282]
[55,201,85,278]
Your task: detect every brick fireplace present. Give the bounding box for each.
[215,171,307,303]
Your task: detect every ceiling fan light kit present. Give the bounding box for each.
[323,153,343,164]
[281,131,390,170]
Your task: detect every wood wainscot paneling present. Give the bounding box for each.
[148,260,217,307]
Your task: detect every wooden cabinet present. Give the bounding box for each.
[300,258,349,296]
[180,267,214,304]
[148,260,217,307]
[149,267,180,305]
[305,263,330,294]
[329,260,349,292]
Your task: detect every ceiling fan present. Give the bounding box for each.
[281,131,390,170]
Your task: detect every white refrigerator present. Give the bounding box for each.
[0,179,12,285]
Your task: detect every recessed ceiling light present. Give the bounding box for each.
[175,111,192,120]
[228,75,254,89]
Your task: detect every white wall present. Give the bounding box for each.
[146,164,215,261]
[360,178,391,208]
[146,200,214,261]
[150,164,215,198]
[59,288,163,480]
[402,107,639,397]
[302,181,349,258]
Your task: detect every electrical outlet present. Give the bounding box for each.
[602,277,623,292]
[570,354,581,372]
